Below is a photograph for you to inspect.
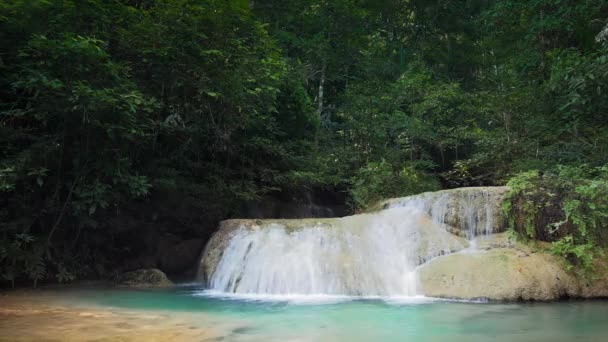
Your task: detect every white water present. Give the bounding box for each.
[205,188,505,297]
[196,290,439,305]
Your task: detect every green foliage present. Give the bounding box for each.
[551,235,595,273]
[0,0,316,285]
[350,160,440,209]
[503,170,545,239]
[504,165,608,271]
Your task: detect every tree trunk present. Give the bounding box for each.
[314,62,326,147]
[317,63,326,121]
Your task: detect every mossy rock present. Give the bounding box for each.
[114,269,173,287]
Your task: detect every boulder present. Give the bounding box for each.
[114,269,173,287]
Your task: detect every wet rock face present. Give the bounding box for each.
[114,269,173,287]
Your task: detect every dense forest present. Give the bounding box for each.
[1,0,608,285]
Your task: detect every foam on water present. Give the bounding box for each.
[195,289,440,305]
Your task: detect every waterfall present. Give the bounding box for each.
[200,187,508,297]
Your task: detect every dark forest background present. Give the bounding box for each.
[2,0,607,285]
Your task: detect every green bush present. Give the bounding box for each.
[551,235,595,272]
[350,160,440,209]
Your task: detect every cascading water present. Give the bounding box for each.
[200,187,508,297]
[383,187,504,239]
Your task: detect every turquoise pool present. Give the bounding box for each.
[53,286,608,341]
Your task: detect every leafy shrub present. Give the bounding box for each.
[350,160,440,209]
[551,235,595,272]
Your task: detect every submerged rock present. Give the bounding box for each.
[114,269,173,287]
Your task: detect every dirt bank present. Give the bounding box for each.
[0,289,223,342]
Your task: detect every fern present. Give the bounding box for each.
[56,266,76,283]
[25,252,46,288]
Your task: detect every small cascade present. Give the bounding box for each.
[383,187,507,240]
[199,187,508,297]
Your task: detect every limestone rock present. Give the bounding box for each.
[198,220,248,282]
[418,246,608,301]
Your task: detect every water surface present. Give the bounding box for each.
[54,286,608,341]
